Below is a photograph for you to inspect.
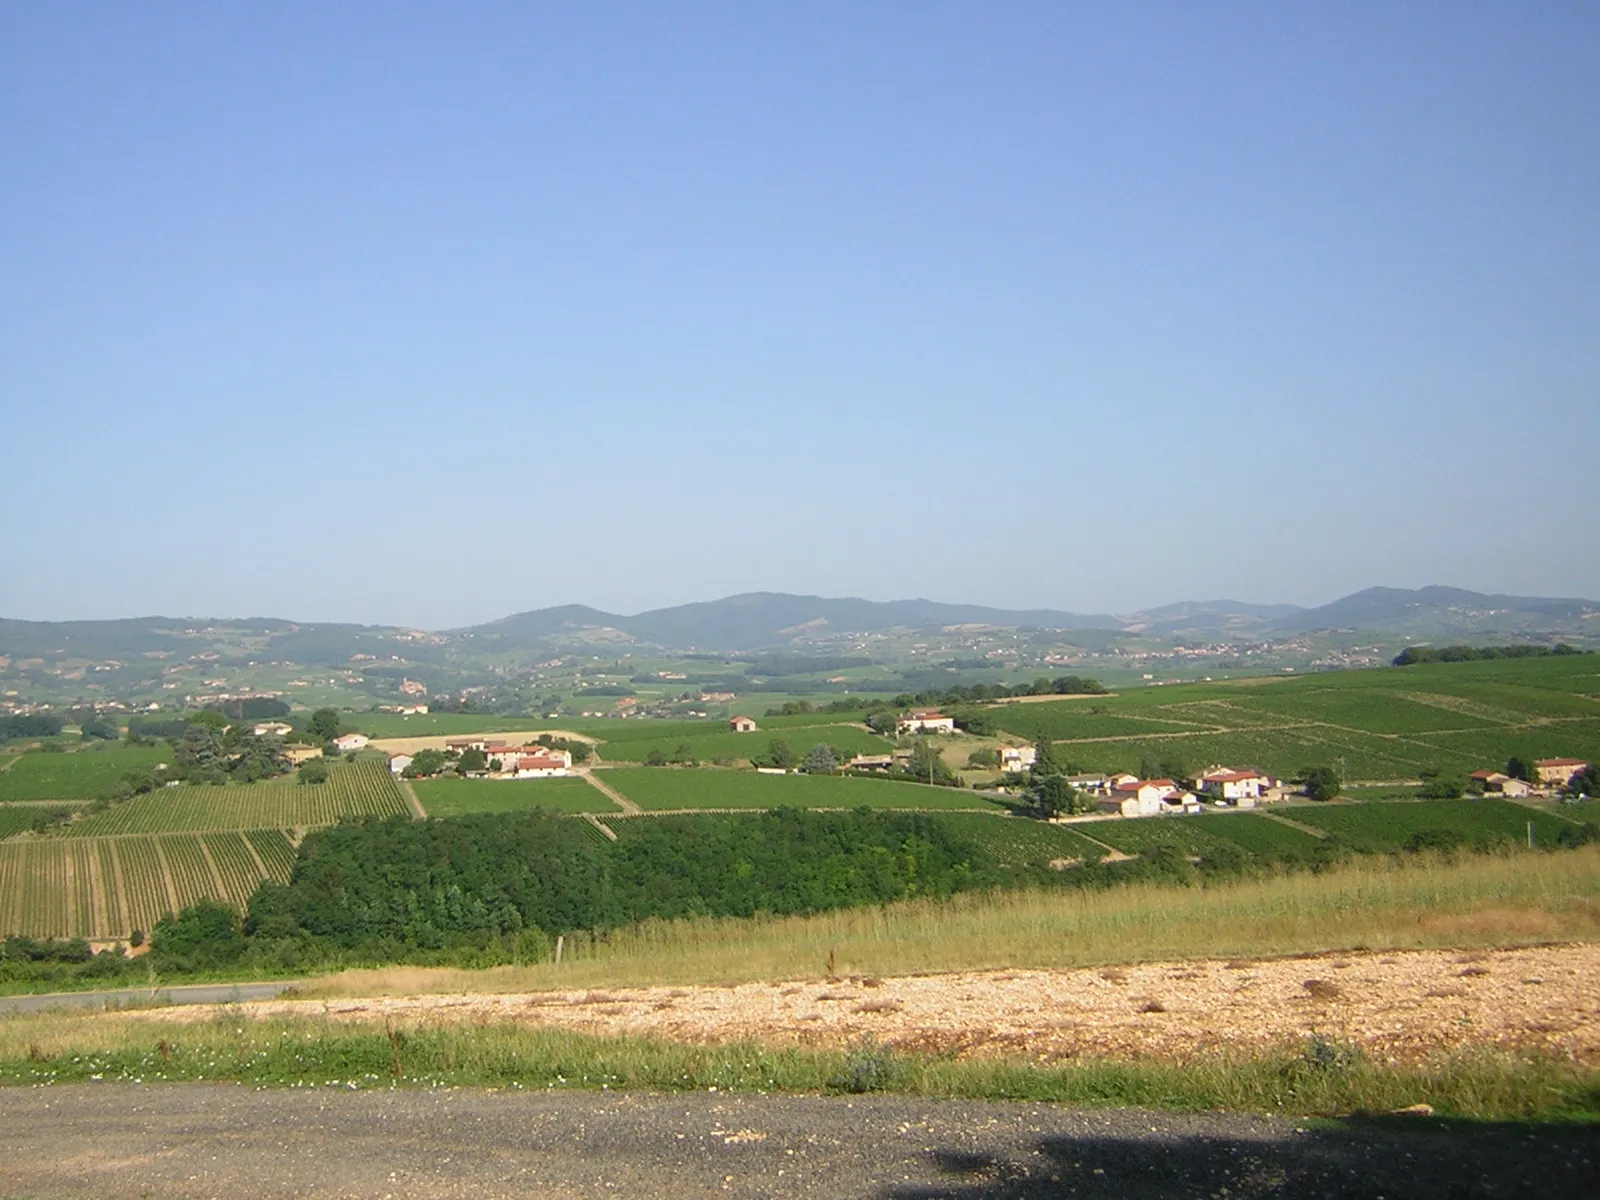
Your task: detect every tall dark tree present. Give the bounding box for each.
[307,708,342,742]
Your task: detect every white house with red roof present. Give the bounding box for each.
[1197,766,1273,804]
[999,745,1037,773]
[896,710,956,736]
[513,750,570,778]
[1100,778,1180,817]
[729,715,759,733]
[1470,769,1534,798]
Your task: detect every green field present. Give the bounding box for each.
[55,762,408,836]
[1077,817,1239,856]
[1193,812,1323,857]
[1288,798,1578,852]
[0,743,173,802]
[352,712,562,739]
[412,776,614,817]
[0,804,81,840]
[929,813,1111,868]
[985,657,1600,781]
[587,720,891,765]
[601,768,1000,812]
[0,829,298,939]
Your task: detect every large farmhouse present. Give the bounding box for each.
[896,710,956,736]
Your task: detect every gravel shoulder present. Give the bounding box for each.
[143,943,1600,1066]
[2,1083,1594,1199]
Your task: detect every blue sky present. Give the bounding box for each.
[3,3,1597,627]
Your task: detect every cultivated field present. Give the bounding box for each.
[985,656,1600,780]
[600,768,998,811]
[586,721,891,765]
[412,776,614,817]
[1289,797,1575,851]
[0,830,297,939]
[54,762,409,836]
[0,743,171,802]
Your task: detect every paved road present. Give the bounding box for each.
[0,981,294,1014]
[0,1084,1593,1198]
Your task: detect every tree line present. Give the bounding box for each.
[1392,644,1586,666]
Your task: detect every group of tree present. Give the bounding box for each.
[1024,737,1091,817]
[205,697,292,722]
[1392,643,1586,666]
[169,716,291,785]
[66,708,119,740]
[0,713,66,742]
[1301,765,1342,801]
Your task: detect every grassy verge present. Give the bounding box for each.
[299,845,1600,997]
[0,1014,1591,1120]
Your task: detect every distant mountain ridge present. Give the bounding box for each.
[4,586,1597,660]
[462,592,1124,651]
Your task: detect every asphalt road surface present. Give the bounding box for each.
[0,1084,1594,1198]
[0,981,293,1014]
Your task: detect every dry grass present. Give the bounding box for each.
[295,846,1600,999]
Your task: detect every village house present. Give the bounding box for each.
[388,753,414,776]
[1099,777,1201,818]
[1469,770,1535,798]
[251,721,294,738]
[1197,766,1274,804]
[847,753,895,771]
[513,750,570,778]
[399,678,428,697]
[446,738,488,753]
[283,745,322,765]
[729,715,759,733]
[896,709,957,736]
[332,733,369,753]
[1535,758,1588,786]
[1066,773,1110,794]
[999,745,1037,773]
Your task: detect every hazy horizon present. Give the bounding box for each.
[4,582,1598,633]
[4,5,1597,628]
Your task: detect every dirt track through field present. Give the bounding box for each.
[150,944,1599,1066]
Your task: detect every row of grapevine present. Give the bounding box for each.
[0,829,307,939]
[244,829,298,879]
[58,763,410,837]
[116,838,176,939]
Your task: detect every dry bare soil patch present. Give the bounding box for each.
[166,943,1598,1066]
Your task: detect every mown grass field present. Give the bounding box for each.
[601,768,999,811]
[0,829,297,939]
[986,656,1600,780]
[0,743,172,801]
[412,776,613,817]
[55,762,408,836]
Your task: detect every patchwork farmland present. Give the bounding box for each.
[58,761,409,835]
[0,763,405,939]
[0,831,297,940]
[983,656,1600,782]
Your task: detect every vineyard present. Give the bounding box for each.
[56,761,408,836]
[601,768,996,812]
[985,656,1600,781]
[930,813,1109,869]
[0,762,400,939]
[0,830,297,939]
[0,743,171,802]
[1288,798,1577,852]
[411,775,612,817]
